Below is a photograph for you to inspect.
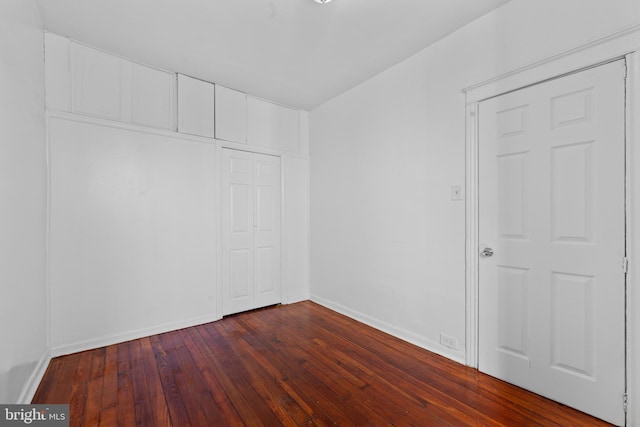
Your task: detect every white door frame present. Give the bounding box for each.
[464,24,640,425]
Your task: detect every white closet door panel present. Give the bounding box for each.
[253,155,281,308]
[222,150,255,315]
[215,85,247,143]
[132,63,175,130]
[71,43,123,120]
[222,149,281,315]
[177,74,215,138]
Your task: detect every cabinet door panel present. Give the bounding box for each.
[178,74,215,138]
[215,85,247,143]
[71,44,123,120]
[132,64,175,130]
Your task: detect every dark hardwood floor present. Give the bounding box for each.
[33,301,613,426]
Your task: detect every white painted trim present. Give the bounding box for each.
[215,141,224,318]
[47,110,215,145]
[284,295,309,305]
[50,313,221,358]
[465,25,640,427]
[626,50,640,427]
[464,102,479,368]
[17,349,51,404]
[311,294,466,365]
[47,111,310,159]
[465,23,640,103]
[217,139,285,157]
[45,115,53,356]
[280,153,288,305]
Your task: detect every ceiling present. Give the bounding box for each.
[34,0,510,110]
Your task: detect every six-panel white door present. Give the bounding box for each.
[478,60,626,425]
[222,148,282,315]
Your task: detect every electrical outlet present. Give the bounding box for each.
[451,185,463,201]
[440,333,459,350]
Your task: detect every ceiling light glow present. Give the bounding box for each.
[313,0,333,4]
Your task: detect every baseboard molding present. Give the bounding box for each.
[284,294,310,305]
[18,348,52,404]
[310,294,466,365]
[51,313,222,357]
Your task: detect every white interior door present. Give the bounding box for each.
[478,60,626,425]
[222,149,281,315]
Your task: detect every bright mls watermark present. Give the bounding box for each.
[0,405,68,426]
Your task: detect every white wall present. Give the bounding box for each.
[0,0,48,403]
[48,118,219,354]
[283,155,311,304]
[309,0,640,375]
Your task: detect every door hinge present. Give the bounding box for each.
[623,393,628,413]
[623,257,629,274]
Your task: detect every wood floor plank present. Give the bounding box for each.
[149,333,191,427]
[68,350,93,427]
[32,301,615,426]
[115,342,136,427]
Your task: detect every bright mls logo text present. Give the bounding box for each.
[1,405,68,426]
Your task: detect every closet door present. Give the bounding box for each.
[222,149,281,315]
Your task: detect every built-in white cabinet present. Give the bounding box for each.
[247,96,300,152]
[132,64,175,130]
[177,74,215,138]
[215,85,247,143]
[222,148,282,315]
[45,33,71,112]
[66,42,175,130]
[45,33,305,154]
[71,43,124,121]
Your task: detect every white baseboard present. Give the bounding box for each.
[51,313,222,357]
[18,348,52,404]
[310,294,465,365]
[283,294,310,305]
